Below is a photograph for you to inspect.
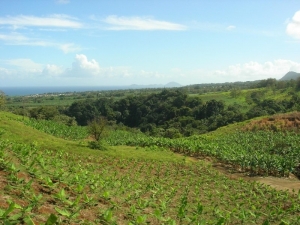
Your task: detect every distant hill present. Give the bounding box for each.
[280,71,300,81]
[164,82,182,88]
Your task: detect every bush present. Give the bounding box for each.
[88,140,108,150]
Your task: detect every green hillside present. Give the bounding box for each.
[0,111,300,224]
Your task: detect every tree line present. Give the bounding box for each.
[63,87,299,138]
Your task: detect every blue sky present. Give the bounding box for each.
[0,0,300,87]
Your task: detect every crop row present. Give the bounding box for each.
[105,130,300,177]
[15,115,300,178]
[1,139,300,224]
[21,118,88,140]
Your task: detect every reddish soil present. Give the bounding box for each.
[242,112,300,132]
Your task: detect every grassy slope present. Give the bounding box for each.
[0,111,185,162]
[191,87,293,114]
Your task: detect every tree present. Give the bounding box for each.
[205,100,225,117]
[29,106,59,120]
[87,117,107,142]
[295,77,300,91]
[0,91,6,109]
[68,100,99,125]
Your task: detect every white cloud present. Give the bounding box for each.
[62,54,171,80]
[213,59,300,81]
[66,54,101,77]
[0,32,81,53]
[0,67,12,78]
[1,55,160,81]
[43,64,64,76]
[286,11,300,39]
[2,56,300,86]
[0,14,82,29]
[5,59,43,72]
[59,43,82,53]
[226,25,236,31]
[103,15,187,31]
[0,33,28,42]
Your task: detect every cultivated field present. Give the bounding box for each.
[0,112,300,224]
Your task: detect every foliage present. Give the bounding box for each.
[88,140,108,150]
[230,88,242,98]
[52,114,77,126]
[29,106,59,120]
[68,90,246,137]
[67,99,100,126]
[0,90,6,109]
[87,116,107,141]
[104,128,300,177]
[22,118,88,140]
[295,77,300,91]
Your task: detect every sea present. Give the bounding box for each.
[0,86,131,96]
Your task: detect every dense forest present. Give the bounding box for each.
[11,77,299,138]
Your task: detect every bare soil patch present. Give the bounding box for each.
[243,112,300,132]
[180,154,300,194]
[212,162,300,194]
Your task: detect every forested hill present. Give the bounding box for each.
[8,77,300,138]
[63,78,300,138]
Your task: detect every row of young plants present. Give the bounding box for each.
[1,139,300,224]
[21,118,88,140]
[13,113,300,177]
[105,130,300,177]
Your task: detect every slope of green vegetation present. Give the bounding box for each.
[0,111,300,224]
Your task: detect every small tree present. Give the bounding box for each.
[0,91,6,109]
[87,116,107,142]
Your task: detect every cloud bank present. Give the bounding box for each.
[286,10,300,39]
[213,59,300,81]
[1,55,300,86]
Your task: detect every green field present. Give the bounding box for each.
[0,112,300,224]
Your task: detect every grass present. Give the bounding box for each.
[0,112,183,162]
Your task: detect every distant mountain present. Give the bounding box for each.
[164,82,182,87]
[129,82,182,89]
[280,71,300,81]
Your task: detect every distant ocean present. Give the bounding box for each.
[0,86,130,96]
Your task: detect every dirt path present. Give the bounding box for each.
[212,163,300,194]
[182,154,300,194]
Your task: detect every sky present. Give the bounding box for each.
[0,0,300,87]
